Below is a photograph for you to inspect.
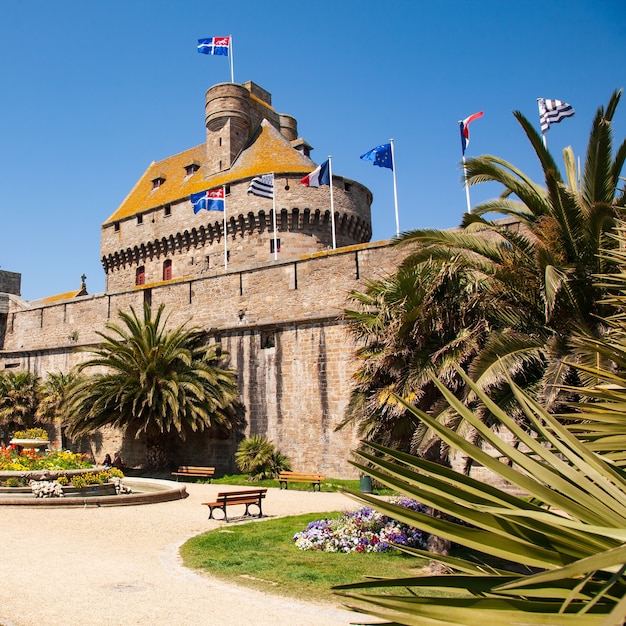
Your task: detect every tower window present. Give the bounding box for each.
[164,205,171,217]
[137,214,143,225]
[136,266,145,286]
[225,184,231,196]
[344,182,352,192]
[163,259,172,281]
[114,222,120,232]
[270,239,281,254]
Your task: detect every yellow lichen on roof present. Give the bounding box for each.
[200,120,316,191]
[104,144,208,224]
[104,121,317,224]
[32,290,83,305]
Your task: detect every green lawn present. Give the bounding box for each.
[180,511,427,605]
[208,474,394,495]
[209,474,359,492]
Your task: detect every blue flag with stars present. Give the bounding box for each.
[360,143,393,170]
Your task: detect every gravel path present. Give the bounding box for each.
[0,481,378,626]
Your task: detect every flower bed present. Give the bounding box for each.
[0,446,93,472]
[293,498,429,553]
[0,446,131,497]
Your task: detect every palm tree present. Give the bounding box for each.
[338,372,626,625]
[442,88,624,399]
[341,256,490,457]
[0,370,40,433]
[36,371,78,448]
[337,230,626,620]
[64,304,240,468]
[344,91,626,460]
[235,435,291,480]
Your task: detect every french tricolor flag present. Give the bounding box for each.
[459,111,483,156]
[301,159,331,187]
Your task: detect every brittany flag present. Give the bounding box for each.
[537,98,575,133]
[459,111,484,156]
[197,37,230,56]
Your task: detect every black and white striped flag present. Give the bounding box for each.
[537,98,575,133]
[247,174,274,199]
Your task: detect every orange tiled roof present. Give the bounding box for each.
[104,121,316,224]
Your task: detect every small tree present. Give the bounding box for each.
[235,435,291,480]
[0,371,40,433]
[65,304,240,469]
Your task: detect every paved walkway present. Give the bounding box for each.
[0,481,378,626]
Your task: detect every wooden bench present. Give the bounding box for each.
[171,466,215,482]
[202,488,267,522]
[278,471,325,492]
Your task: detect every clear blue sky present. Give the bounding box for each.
[1,0,624,300]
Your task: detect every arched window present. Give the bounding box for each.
[163,259,172,281]
[136,266,145,286]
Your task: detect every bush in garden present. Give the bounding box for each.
[235,435,291,480]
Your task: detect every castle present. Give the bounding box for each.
[0,81,403,476]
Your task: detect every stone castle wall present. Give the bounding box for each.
[0,241,405,476]
[100,174,372,293]
[0,270,20,296]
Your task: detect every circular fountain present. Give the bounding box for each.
[0,445,187,506]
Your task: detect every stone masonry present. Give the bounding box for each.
[0,80,403,476]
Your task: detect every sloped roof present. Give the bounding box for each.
[31,289,86,305]
[104,120,316,224]
[103,144,207,224]
[201,119,316,189]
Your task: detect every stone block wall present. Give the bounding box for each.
[0,241,405,476]
[0,270,21,296]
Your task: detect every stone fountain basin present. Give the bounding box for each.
[0,475,187,507]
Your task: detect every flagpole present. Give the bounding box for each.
[271,173,278,260]
[229,35,234,83]
[537,99,547,149]
[462,154,472,214]
[389,138,400,237]
[223,186,228,270]
[328,156,336,249]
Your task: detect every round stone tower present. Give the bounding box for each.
[100,81,372,292]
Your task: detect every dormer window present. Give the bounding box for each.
[184,163,200,177]
[291,138,312,158]
[152,176,166,189]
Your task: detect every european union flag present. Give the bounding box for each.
[360,143,393,170]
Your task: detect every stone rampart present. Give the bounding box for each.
[0,241,405,476]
